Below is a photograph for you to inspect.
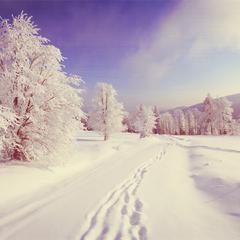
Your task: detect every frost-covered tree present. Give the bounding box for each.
[201,94,234,135]
[0,13,84,161]
[232,119,240,135]
[185,109,197,135]
[88,82,124,140]
[123,112,136,133]
[159,112,175,134]
[124,111,138,133]
[192,108,202,135]
[121,112,129,132]
[184,111,190,135]
[133,105,156,138]
[173,109,186,135]
[153,106,161,134]
[215,97,234,134]
[201,94,218,135]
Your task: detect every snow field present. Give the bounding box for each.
[138,140,240,240]
[0,133,239,240]
[0,133,165,240]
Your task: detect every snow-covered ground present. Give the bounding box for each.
[0,132,239,240]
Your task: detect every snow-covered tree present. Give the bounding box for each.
[124,111,138,133]
[159,112,175,134]
[185,109,197,135]
[201,94,234,135]
[232,119,240,135]
[88,82,124,140]
[215,97,234,135]
[184,111,190,135]
[122,114,130,132]
[173,109,186,135]
[153,106,161,134]
[201,94,219,135]
[0,13,84,162]
[121,112,129,132]
[192,108,202,135]
[133,104,156,138]
[123,111,136,133]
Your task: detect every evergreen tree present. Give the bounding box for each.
[153,106,161,134]
[201,94,218,135]
[215,97,234,135]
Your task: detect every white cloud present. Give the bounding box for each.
[124,0,240,85]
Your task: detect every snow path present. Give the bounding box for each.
[76,152,165,240]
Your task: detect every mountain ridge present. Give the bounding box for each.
[163,93,240,119]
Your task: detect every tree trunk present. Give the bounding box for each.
[140,131,146,138]
[104,133,109,141]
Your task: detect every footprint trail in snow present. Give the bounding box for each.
[76,150,166,240]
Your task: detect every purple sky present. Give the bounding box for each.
[0,0,179,108]
[1,0,240,110]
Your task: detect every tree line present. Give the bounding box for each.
[87,89,239,139]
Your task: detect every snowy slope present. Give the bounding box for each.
[0,132,239,240]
